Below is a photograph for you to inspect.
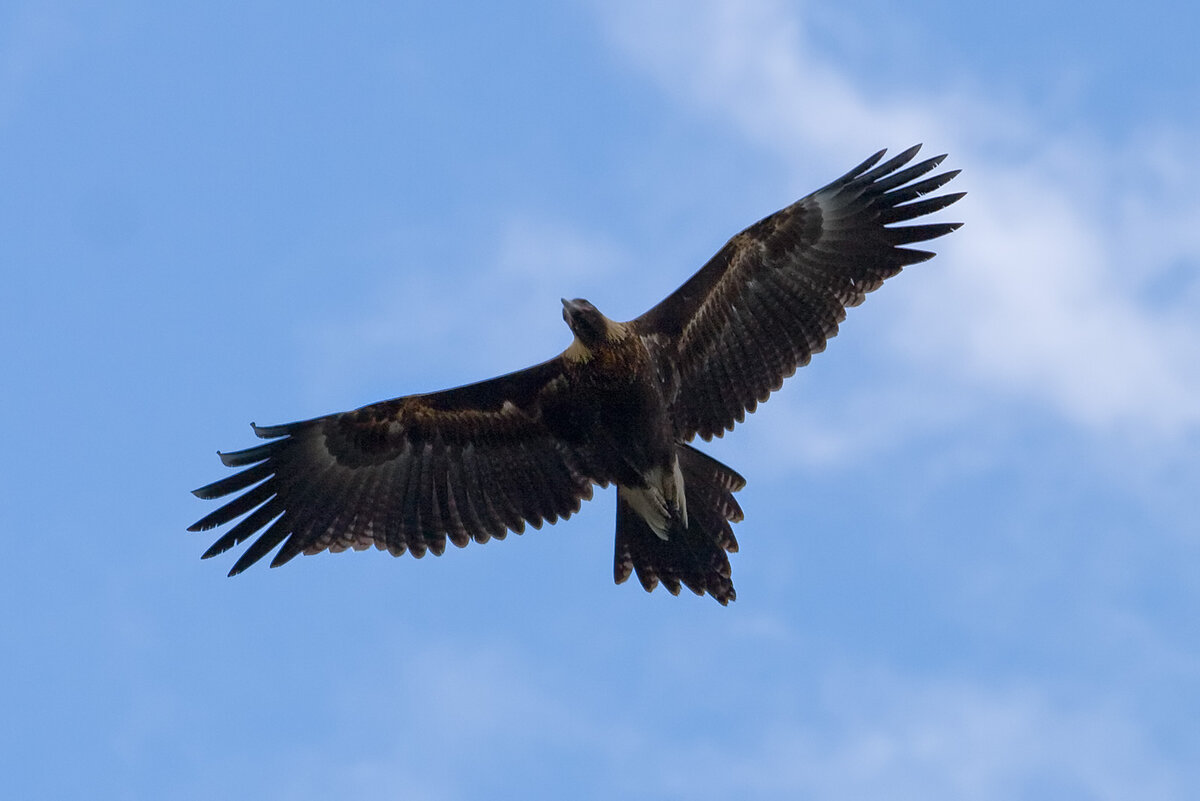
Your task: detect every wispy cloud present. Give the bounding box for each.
[310,645,1191,801]
[303,214,630,408]
[597,0,1200,447]
[0,2,80,125]
[653,673,1189,800]
[303,638,650,801]
[309,0,1200,465]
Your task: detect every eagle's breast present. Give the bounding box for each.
[539,332,673,484]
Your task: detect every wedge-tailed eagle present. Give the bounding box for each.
[190,145,963,604]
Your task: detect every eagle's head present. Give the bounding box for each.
[561,298,615,349]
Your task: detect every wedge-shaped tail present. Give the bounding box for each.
[614,444,746,604]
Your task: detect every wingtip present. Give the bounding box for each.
[251,421,296,438]
[218,441,283,467]
[845,148,888,181]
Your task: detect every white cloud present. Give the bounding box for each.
[596,0,1200,443]
[312,644,1191,801]
[495,215,628,289]
[303,214,631,408]
[659,675,1189,801]
[300,638,650,801]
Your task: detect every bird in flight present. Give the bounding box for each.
[190,145,963,604]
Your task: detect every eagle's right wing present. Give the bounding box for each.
[635,145,963,441]
[189,358,599,576]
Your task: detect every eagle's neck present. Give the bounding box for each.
[563,300,629,363]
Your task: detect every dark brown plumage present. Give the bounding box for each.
[190,145,963,604]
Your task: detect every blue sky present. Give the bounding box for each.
[3,1,1198,798]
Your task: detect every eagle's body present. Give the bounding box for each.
[191,146,963,603]
[556,303,693,540]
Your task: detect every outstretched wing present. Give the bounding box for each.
[635,145,964,441]
[189,359,599,576]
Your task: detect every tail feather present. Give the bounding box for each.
[614,444,745,605]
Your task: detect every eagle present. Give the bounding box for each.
[190,145,962,604]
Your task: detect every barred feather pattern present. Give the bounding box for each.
[637,145,963,441]
[190,381,597,576]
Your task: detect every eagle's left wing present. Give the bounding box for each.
[634,145,963,441]
[189,358,601,576]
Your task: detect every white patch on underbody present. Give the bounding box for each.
[619,456,687,540]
